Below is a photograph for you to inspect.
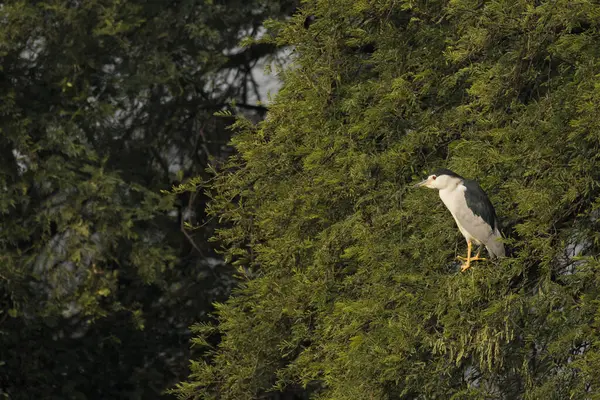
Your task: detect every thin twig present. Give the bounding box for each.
[181,190,203,255]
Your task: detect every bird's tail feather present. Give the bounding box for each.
[486,230,505,258]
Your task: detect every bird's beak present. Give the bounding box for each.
[414,179,428,188]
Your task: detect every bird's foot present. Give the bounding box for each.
[457,254,486,272]
[457,255,470,271]
[456,255,486,262]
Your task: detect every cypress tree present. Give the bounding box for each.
[178,0,600,399]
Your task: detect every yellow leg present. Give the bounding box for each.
[456,242,487,272]
[460,240,473,272]
[471,247,486,262]
[456,242,470,261]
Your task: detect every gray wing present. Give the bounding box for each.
[454,201,495,243]
[462,179,499,230]
[456,182,505,258]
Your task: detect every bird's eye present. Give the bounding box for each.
[432,175,437,180]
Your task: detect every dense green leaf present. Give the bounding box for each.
[179,0,600,398]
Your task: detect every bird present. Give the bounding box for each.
[415,168,505,272]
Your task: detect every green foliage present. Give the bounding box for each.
[179,0,600,398]
[0,0,295,398]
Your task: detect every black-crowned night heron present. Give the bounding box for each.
[415,169,505,272]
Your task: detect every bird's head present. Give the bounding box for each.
[414,169,464,190]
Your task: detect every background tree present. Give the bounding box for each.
[0,0,297,398]
[177,0,600,398]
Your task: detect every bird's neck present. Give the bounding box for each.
[438,182,465,210]
[440,180,463,193]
